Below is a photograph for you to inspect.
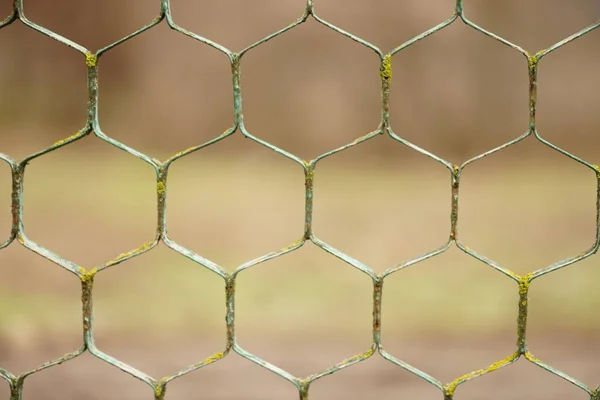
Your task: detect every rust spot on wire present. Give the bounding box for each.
[450,165,460,241]
[231,53,243,125]
[527,52,538,132]
[373,279,383,344]
[11,165,23,241]
[225,276,236,349]
[303,160,314,239]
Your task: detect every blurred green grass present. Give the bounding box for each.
[0,151,598,342]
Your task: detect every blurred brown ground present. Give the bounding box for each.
[0,0,599,399]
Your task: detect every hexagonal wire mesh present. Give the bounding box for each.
[1,0,599,399]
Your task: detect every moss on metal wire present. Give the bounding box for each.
[2,0,599,398]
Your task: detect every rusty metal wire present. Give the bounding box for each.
[1,0,599,399]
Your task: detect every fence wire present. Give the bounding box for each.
[1,0,600,399]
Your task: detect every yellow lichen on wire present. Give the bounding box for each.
[518,272,533,300]
[380,54,392,83]
[524,351,542,364]
[592,164,600,178]
[516,272,533,350]
[339,347,375,366]
[202,351,225,365]
[53,132,80,147]
[78,266,98,283]
[526,52,537,71]
[280,237,304,253]
[352,130,378,145]
[109,241,154,265]
[85,52,97,67]
[154,377,168,398]
[306,169,313,182]
[444,352,519,396]
[157,181,166,195]
[220,128,231,137]
[301,160,314,186]
[171,146,198,160]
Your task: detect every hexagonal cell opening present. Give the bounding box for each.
[317,0,454,52]
[312,137,451,272]
[241,17,381,159]
[165,353,299,400]
[92,243,226,378]
[23,0,158,51]
[381,246,517,383]
[536,27,600,163]
[22,352,151,400]
[465,0,598,52]
[458,138,597,276]
[0,21,87,159]
[0,245,81,374]
[170,0,303,51]
[309,355,441,400]
[389,19,528,164]
[97,22,234,161]
[526,257,600,388]
[455,358,590,400]
[22,138,157,268]
[0,161,10,244]
[166,133,305,269]
[235,244,374,378]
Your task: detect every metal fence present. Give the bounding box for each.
[1,0,599,399]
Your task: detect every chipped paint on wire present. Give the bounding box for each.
[1,0,600,399]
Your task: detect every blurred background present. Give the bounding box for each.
[0,0,599,399]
